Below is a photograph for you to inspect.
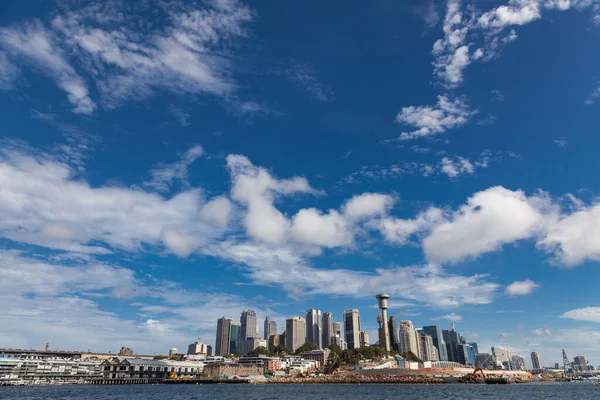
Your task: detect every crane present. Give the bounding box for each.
[562,349,579,378]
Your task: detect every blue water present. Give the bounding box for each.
[1,383,598,399]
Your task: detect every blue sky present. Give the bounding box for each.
[1,0,600,367]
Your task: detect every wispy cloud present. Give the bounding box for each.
[168,105,191,127]
[553,138,568,148]
[0,1,256,113]
[432,312,463,322]
[0,51,19,90]
[275,59,334,102]
[144,144,205,192]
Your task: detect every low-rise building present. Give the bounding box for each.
[100,357,204,380]
[300,349,330,369]
[0,355,102,385]
[202,362,263,378]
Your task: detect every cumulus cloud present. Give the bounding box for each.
[505,279,540,296]
[423,187,545,263]
[376,208,444,245]
[439,156,475,177]
[561,307,600,323]
[393,95,476,141]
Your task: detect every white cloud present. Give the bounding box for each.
[290,209,352,248]
[490,89,505,102]
[0,145,226,255]
[393,95,476,141]
[227,154,320,244]
[0,51,19,90]
[342,193,395,221]
[505,279,540,296]
[0,22,95,113]
[0,1,255,112]
[423,186,545,263]
[439,156,475,177]
[145,145,204,192]
[561,307,600,323]
[275,60,334,102]
[168,105,191,127]
[585,86,600,104]
[553,139,568,147]
[376,208,444,245]
[432,312,463,322]
[537,203,600,266]
[531,328,552,336]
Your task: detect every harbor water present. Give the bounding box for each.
[1,383,598,399]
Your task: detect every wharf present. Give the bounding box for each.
[162,378,250,384]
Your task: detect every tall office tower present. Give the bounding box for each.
[264,317,277,340]
[468,342,479,355]
[343,309,361,350]
[240,310,258,341]
[215,317,232,356]
[240,309,258,354]
[492,346,511,369]
[442,326,464,363]
[419,331,438,361]
[285,317,306,352]
[574,356,587,371]
[359,331,370,347]
[305,309,322,348]
[423,326,448,361]
[398,320,420,356]
[229,321,241,354]
[322,312,333,348]
[531,351,542,370]
[375,294,391,352]
[207,345,212,356]
[462,343,475,365]
[388,316,399,351]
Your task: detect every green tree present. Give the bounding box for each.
[153,355,167,360]
[400,351,422,363]
[273,345,292,356]
[294,342,319,355]
[328,344,342,356]
[223,353,233,359]
[248,346,271,356]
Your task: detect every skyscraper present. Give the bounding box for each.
[442,326,463,364]
[322,312,333,348]
[264,317,277,340]
[574,356,587,371]
[531,351,542,370]
[240,310,258,341]
[285,317,306,352]
[423,326,448,361]
[388,316,399,351]
[511,355,526,370]
[229,321,241,354]
[343,309,361,350]
[306,309,322,348]
[399,320,420,356]
[359,331,370,347]
[215,317,232,356]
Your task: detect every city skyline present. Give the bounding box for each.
[2,0,600,368]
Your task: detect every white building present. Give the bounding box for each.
[492,346,511,369]
[419,331,439,361]
[359,331,370,347]
[187,342,208,355]
[399,321,420,357]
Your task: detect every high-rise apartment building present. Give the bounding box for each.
[264,317,277,340]
[389,316,399,351]
[419,331,438,361]
[306,309,322,348]
[531,351,542,370]
[285,317,306,352]
[359,331,370,347]
[492,346,511,369]
[215,317,232,356]
[343,309,361,350]
[322,312,333,348]
[333,322,342,337]
[187,341,208,355]
[229,321,241,354]
[423,326,448,361]
[511,355,526,370]
[399,320,420,356]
